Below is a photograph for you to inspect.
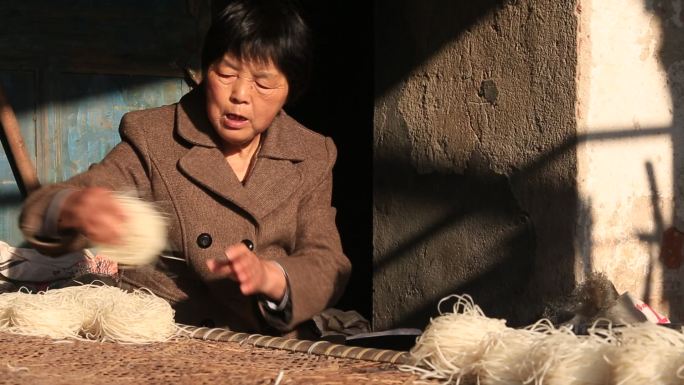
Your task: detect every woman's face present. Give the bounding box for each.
[205,53,289,151]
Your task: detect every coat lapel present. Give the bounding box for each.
[243,157,301,219]
[243,113,306,219]
[178,146,256,217]
[174,87,306,221]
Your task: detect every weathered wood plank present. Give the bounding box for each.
[41,73,190,183]
[0,71,37,246]
[0,0,203,247]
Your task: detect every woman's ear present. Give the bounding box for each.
[183,67,202,89]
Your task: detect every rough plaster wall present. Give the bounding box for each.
[374,0,578,330]
[662,0,684,320]
[577,0,684,320]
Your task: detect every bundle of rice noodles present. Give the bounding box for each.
[610,323,684,385]
[94,193,168,266]
[7,289,84,339]
[0,285,178,343]
[524,323,615,385]
[403,295,509,384]
[476,320,555,385]
[0,291,22,329]
[88,287,177,343]
[402,294,624,385]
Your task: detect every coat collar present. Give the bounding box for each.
[175,86,304,220]
[175,86,308,161]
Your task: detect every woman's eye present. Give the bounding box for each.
[255,82,274,89]
[217,73,237,80]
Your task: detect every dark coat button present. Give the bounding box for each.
[241,239,254,251]
[197,233,212,249]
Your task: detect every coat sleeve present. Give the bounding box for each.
[19,113,153,256]
[273,137,352,330]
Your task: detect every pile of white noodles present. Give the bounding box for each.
[477,322,550,385]
[0,285,178,343]
[402,294,684,385]
[524,324,614,385]
[95,193,168,266]
[610,323,684,385]
[407,295,508,383]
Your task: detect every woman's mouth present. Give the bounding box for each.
[222,113,249,129]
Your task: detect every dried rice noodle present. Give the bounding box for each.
[477,320,554,385]
[0,291,23,329]
[95,193,167,266]
[524,323,614,385]
[402,293,684,385]
[610,323,684,385]
[402,295,509,384]
[0,285,178,343]
[7,289,84,339]
[402,295,621,385]
[88,287,177,343]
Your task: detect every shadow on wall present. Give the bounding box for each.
[373,0,684,330]
[641,162,665,306]
[373,0,580,329]
[374,150,536,327]
[643,0,684,321]
[375,121,673,328]
[375,0,510,99]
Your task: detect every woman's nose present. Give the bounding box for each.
[229,77,250,103]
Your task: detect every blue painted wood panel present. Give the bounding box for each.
[0,72,190,246]
[0,0,206,247]
[41,74,190,183]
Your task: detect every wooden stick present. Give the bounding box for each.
[0,84,40,196]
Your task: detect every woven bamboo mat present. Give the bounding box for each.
[179,325,412,365]
[0,332,430,385]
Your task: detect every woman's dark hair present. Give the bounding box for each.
[202,0,311,103]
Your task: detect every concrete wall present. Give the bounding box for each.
[577,0,684,320]
[374,0,579,329]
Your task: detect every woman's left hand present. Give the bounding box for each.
[206,242,287,301]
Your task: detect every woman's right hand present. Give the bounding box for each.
[58,187,127,245]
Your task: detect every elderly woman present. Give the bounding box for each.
[19,0,351,336]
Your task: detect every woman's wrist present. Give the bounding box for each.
[57,189,85,231]
[260,260,287,301]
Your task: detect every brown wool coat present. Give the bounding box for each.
[20,87,351,335]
